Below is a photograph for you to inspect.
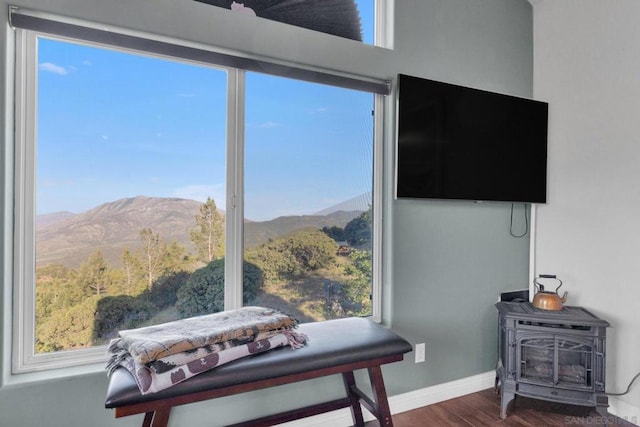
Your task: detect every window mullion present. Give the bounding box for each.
[224,69,245,310]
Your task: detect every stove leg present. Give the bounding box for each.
[595,394,609,418]
[500,382,515,419]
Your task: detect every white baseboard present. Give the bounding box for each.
[280,370,496,427]
[279,372,640,427]
[609,397,640,426]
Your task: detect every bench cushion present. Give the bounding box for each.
[105,317,411,408]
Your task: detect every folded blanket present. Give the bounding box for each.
[110,329,284,375]
[119,333,292,394]
[109,306,298,365]
[106,306,308,394]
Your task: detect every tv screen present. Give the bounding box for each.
[396,74,548,203]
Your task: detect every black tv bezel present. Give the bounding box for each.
[395,74,548,204]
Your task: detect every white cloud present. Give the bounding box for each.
[38,62,68,75]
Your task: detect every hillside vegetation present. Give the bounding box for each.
[35,197,371,352]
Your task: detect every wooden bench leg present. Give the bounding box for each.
[141,407,171,427]
[368,366,393,427]
[343,367,394,427]
[342,371,365,427]
[142,412,153,427]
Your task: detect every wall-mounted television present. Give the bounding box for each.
[396,74,548,204]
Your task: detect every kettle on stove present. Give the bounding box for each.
[532,274,568,310]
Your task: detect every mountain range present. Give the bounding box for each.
[36,195,363,268]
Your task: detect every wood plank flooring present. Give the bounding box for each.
[365,388,636,426]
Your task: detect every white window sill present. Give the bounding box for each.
[2,360,106,389]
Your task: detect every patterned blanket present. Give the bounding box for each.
[106,307,308,394]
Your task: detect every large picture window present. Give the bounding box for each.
[12,21,382,372]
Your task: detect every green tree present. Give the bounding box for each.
[324,249,373,319]
[36,264,78,328]
[286,229,337,270]
[344,207,372,248]
[143,271,190,309]
[190,197,224,264]
[120,248,144,296]
[245,229,337,281]
[93,295,158,344]
[245,239,299,281]
[164,240,192,273]
[76,249,110,296]
[36,296,100,352]
[139,228,166,289]
[321,225,345,241]
[342,249,373,315]
[176,259,263,318]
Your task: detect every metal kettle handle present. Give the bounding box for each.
[534,274,563,293]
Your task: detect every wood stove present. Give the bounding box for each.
[495,302,609,419]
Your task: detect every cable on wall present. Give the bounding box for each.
[607,371,640,396]
[509,203,529,238]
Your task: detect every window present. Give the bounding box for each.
[35,36,228,344]
[11,22,383,372]
[195,0,377,45]
[15,33,230,370]
[244,72,375,321]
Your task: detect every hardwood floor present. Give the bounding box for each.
[365,388,636,426]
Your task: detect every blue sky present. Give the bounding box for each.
[36,1,374,221]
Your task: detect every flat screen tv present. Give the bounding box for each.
[396,74,548,203]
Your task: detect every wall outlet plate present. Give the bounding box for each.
[415,342,425,363]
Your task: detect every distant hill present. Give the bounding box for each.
[36,211,76,228]
[36,196,363,268]
[314,192,371,216]
[36,196,203,268]
[244,210,362,248]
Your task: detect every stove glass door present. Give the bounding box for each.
[518,335,594,390]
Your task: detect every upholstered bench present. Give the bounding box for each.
[105,317,412,427]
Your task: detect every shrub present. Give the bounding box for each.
[93,295,158,342]
[143,271,190,309]
[176,259,264,318]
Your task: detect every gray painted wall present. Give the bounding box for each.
[0,0,534,425]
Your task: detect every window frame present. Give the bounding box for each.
[10,19,385,375]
